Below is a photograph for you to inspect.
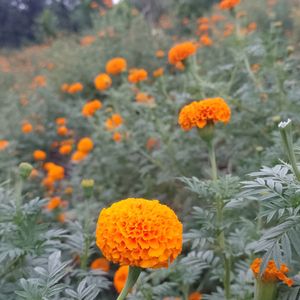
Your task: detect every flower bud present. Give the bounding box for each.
[81,179,94,198]
[19,162,33,180]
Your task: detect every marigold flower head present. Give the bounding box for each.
[251,258,294,287]
[200,35,213,47]
[96,198,183,269]
[56,117,66,126]
[114,266,129,293]
[189,292,202,300]
[33,150,47,161]
[71,150,88,162]
[47,196,62,211]
[168,41,197,65]
[113,131,122,143]
[67,82,83,94]
[178,97,231,131]
[156,50,165,58]
[32,75,46,88]
[42,176,55,190]
[106,57,127,75]
[94,73,112,91]
[0,140,9,151]
[77,137,94,153]
[57,126,69,136]
[82,100,103,117]
[22,122,33,134]
[46,163,65,181]
[90,258,110,272]
[128,69,148,84]
[105,114,123,131]
[59,144,72,155]
[135,92,155,105]
[153,68,164,78]
[219,0,240,10]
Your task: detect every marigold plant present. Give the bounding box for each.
[251,258,294,287]
[82,99,102,117]
[94,73,112,91]
[106,57,127,75]
[96,198,182,268]
[77,137,94,153]
[168,41,197,65]
[178,97,231,131]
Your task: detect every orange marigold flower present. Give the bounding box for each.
[90,258,110,272]
[168,41,197,65]
[219,0,240,10]
[135,92,155,105]
[114,266,129,293]
[128,69,148,84]
[59,144,72,155]
[67,82,83,94]
[71,151,88,162]
[47,196,62,211]
[106,57,127,75]
[94,73,112,91]
[96,198,183,269]
[47,163,65,181]
[189,292,202,300]
[56,117,66,126]
[82,100,103,117]
[251,258,294,287]
[33,150,47,161]
[105,114,123,131]
[22,122,33,134]
[61,83,69,92]
[57,126,69,136]
[77,137,94,153]
[156,50,165,58]
[178,97,231,131]
[32,75,47,88]
[113,131,122,143]
[0,140,9,151]
[200,35,213,47]
[153,68,164,78]
[42,176,55,190]
[80,35,96,46]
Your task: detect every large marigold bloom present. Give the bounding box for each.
[77,137,94,153]
[82,99,102,117]
[128,69,148,84]
[114,266,129,293]
[168,41,197,65]
[106,57,127,75]
[96,198,182,269]
[178,97,231,131]
[251,258,293,287]
[219,0,240,10]
[94,73,112,91]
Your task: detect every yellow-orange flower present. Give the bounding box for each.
[77,137,94,153]
[153,68,164,78]
[114,266,129,293]
[106,57,127,75]
[96,198,182,268]
[178,97,231,131]
[113,131,122,143]
[189,292,202,300]
[105,114,123,131]
[22,122,33,134]
[82,100,103,117]
[251,258,294,287]
[46,196,62,211]
[0,140,9,151]
[59,144,72,155]
[33,150,47,161]
[219,0,240,10]
[168,41,197,65]
[32,75,47,88]
[71,151,88,163]
[45,163,65,181]
[128,69,148,84]
[200,35,213,47]
[90,258,110,272]
[67,82,83,94]
[56,117,66,126]
[94,73,112,91]
[57,126,69,136]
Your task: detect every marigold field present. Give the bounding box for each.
[1,0,300,299]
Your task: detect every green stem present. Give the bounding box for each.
[15,177,23,221]
[80,196,91,270]
[116,266,141,300]
[207,139,231,299]
[254,279,277,300]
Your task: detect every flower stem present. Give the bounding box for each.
[207,138,231,299]
[116,266,141,300]
[254,279,277,300]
